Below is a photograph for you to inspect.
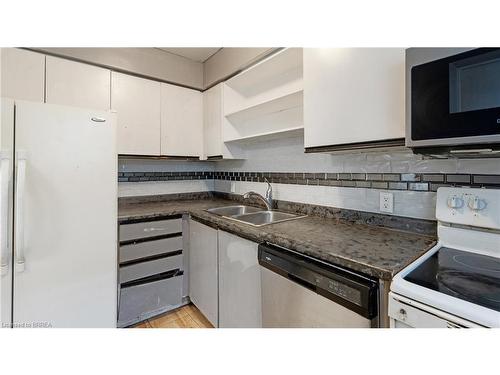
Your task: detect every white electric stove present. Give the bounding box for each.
[389,187,500,328]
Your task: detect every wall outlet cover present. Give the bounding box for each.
[379,192,394,213]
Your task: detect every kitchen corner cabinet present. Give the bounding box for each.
[304,48,405,150]
[0,48,45,102]
[189,220,218,327]
[218,230,262,328]
[111,72,161,156]
[160,83,203,158]
[202,83,243,160]
[46,56,111,110]
[203,83,223,159]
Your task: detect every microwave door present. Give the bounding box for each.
[409,48,500,148]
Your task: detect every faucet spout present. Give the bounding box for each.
[243,178,274,210]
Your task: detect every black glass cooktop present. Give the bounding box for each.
[404,247,500,312]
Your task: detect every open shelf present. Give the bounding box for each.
[226,90,303,124]
[225,48,303,97]
[222,48,304,144]
[223,91,303,143]
[225,126,304,144]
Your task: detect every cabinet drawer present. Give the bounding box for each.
[120,254,183,284]
[118,273,183,327]
[120,218,182,242]
[119,236,183,263]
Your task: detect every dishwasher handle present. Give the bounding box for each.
[258,243,378,319]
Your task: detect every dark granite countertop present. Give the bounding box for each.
[118,197,436,280]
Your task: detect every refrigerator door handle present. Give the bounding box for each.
[15,151,27,273]
[0,152,11,276]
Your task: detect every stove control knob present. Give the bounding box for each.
[468,196,487,211]
[447,196,464,209]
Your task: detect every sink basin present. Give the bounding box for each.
[231,210,306,227]
[206,205,306,227]
[206,205,261,217]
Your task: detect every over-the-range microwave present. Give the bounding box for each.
[406,48,500,157]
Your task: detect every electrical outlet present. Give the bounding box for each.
[230,182,236,193]
[379,192,394,213]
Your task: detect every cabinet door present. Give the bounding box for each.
[189,220,218,327]
[161,83,203,157]
[218,230,262,328]
[112,72,161,155]
[203,83,223,159]
[0,48,45,102]
[304,48,405,148]
[46,56,110,110]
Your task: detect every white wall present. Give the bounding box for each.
[118,159,214,197]
[118,135,500,220]
[214,135,500,220]
[214,135,500,174]
[119,180,214,197]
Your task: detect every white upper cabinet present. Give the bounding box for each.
[160,83,203,157]
[203,83,223,159]
[46,56,111,110]
[0,48,45,102]
[111,72,161,155]
[304,48,405,149]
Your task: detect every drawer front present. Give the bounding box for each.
[118,274,183,327]
[120,218,182,242]
[119,236,182,263]
[120,254,183,284]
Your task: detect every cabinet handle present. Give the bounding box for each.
[143,227,167,232]
[15,151,27,273]
[91,117,106,123]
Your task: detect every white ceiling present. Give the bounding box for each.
[157,48,221,62]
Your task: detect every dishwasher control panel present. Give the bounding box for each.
[326,279,362,305]
[258,243,379,319]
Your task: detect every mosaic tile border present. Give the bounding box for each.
[118,171,500,192]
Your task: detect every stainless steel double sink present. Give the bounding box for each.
[206,205,306,227]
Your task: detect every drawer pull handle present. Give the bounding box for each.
[143,227,167,232]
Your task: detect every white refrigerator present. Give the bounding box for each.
[0,99,117,328]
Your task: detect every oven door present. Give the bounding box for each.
[408,48,500,148]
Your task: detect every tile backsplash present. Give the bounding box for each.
[118,135,500,220]
[118,170,500,192]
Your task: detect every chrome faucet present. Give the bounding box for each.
[243,178,274,210]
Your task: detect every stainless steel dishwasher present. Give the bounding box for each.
[258,243,379,328]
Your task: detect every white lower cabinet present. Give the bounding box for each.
[188,220,219,327]
[218,230,262,328]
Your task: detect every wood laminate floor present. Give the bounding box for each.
[133,304,214,328]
